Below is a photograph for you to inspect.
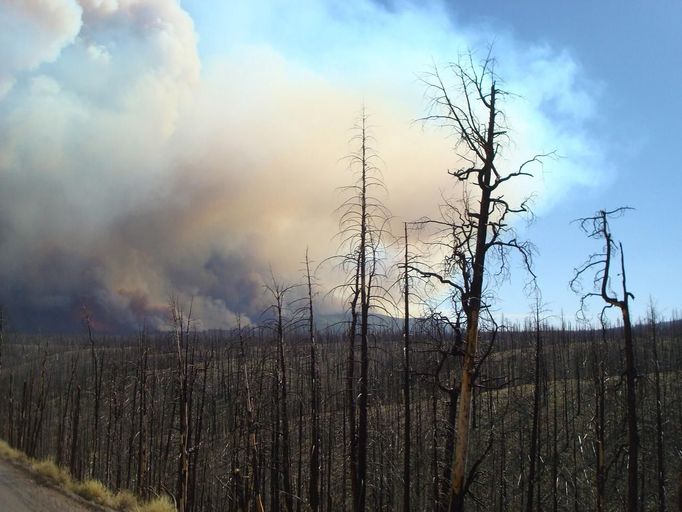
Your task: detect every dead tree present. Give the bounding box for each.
[238,318,265,512]
[82,307,103,479]
[526,298,545,512]
[71,384,82,479]
[136,331,149,498]
[265,276,296,512]
[402,222,412,512]
[334,108,390,512]
[648,303,667,512]
[592,316,609,512]
[414,52,542,511]
[305,250,322,512]
[171,297,193,512]
[570,207,638,512]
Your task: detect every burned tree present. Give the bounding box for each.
[570,207,638,512]
[648,302,667,512]
[412,53,543,511]
[402,223,412,512]
[334,109,390,512]
[304,250,322,512]
[264,276,297,512]
[171,297,193,512]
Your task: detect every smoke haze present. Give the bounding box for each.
[0,0,604,331]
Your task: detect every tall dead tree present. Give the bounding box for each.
[526,298,545,512]
[335,109,389,512]
[82,307,103,479]
[648,303,667,512]
[265,276,296,512]
[402,223,412,512]
[571,207,638,512]
[414,53,541,511]
[238,317,265,512]
[136,331,149,498]
[171,298,193,512]
[305,250,322,512]
[593,316,609,512]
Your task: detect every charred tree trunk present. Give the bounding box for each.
[526,304,543,512]
[356,115,370,512]
[173,301,191,512]
[402,223,411,512]
[306,251,321,512]
[70,384,82,479]
[136,342,149,498]
[244,356,265,512]
[347,253,361,510]
[594,325,607,512]
[572,208,638,512]
[622,299,638,512]
[650,305,667,512]
[449,83,496,512]
[271,284,294,512]
[83,310,102,479]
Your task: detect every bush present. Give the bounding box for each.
[31,459,72,487]
[0,440,26,463]
[112,489,140,511]
[71,479,113,506]
[139,495,176,512]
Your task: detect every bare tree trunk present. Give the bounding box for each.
[573,210,638,512]
[172,301,191,512]
[237,320,265,512]
[620,260,638,512]
[347,255,361,510]
[244,362,265,512]
[526,303,543,512]
[356,114,370,512]
[70,384,82,479]
[189,352,209,512]
[442,385,459,511]
[678,467,682,512]
[56,389,69,467]
[449,84,496,512]
[84,310,102,479]
[650,305,667,512]
[594,325,607,512]
[402,223,411,512]
[306,251,321,512]
[273,286,294,512]
[136,342,149,498]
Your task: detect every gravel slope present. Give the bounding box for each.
[0,458,95,512]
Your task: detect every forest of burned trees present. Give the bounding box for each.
[1,55,682,512]
[1,312,682,511]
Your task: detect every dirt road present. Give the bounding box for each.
[0,458,94,512]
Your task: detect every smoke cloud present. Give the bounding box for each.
[0,0,604,331]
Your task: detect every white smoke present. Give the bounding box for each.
[0,0,605,331]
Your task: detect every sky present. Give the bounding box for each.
[0,0,679,332]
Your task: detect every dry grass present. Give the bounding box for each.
[111,490,139,511]
[0,439,27,463]
[0,437,174,512]
[138,495,176,512]
[71,478,113,505]
[31,458,72,487]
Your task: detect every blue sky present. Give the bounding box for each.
[0,0,679,330]
[453,0,682,321]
